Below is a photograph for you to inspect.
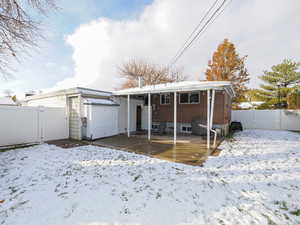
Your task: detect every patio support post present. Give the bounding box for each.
[127,94,130,137]
[148,93,151,141]
[207,89,211,149]
[174,92,177,144]
[210,90,215,129]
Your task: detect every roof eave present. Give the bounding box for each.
[113,85,234,97]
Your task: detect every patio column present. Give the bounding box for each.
[210,90,215,129]
[148,93,151,140]
[174,92,177,144]
[207,89,211,149]
[127,94,130,137]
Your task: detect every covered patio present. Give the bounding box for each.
[113,81,234,151]
[93,134,223,165]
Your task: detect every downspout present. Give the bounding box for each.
[199,89,217,149]
[210,90,217,148]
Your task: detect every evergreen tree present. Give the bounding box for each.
[287,87,300,109]
[256,59,300,109]
[205,39,250,106]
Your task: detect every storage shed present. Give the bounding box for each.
[24,87,119,140]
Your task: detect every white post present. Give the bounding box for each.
[210,90,215,129]
[148,93,151,141]
[207,90,211,149]
[174,92,177,144]
[127,95,130,137]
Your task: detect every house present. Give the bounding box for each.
[0,97,17,106]
[114,81,234,149]
[24,81,234,149]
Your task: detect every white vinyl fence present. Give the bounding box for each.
[232,110,300,131]
[0,106,68,146]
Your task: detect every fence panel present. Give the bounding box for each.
[39,107,68,142]
[0,106,68,146]
[0,106,40,146]
[280,110,300,131]
[232,110,300,131]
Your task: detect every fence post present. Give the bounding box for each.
[38,106,45,144]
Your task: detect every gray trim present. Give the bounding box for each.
[76,87,112,94]
[24,87,112,102]
[83,103,120,106]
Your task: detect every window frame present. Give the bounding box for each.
[189,92,200,104]
[181,125,192,133]
[179,92,200,104]
[160,93,171,105]
[179,93,189,104]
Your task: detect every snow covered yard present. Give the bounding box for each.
[0,130,300,225]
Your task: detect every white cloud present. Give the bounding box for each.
[55,0,300,91]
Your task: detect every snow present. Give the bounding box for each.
[1,130,300,225]
[83,98,119,106]
[113,81,233,96]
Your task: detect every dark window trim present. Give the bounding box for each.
[160,93,171,105]
[179,92,200,104]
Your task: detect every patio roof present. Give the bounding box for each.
[113,81,234,97]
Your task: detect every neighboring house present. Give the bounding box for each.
[23,81,234,148]
[0,97,17,106]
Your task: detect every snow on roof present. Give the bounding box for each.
[0,97,16,105]
[24,87,112,101]
[83,98,119,106]
[113,81,234,96]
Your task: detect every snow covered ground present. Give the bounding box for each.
[0,129,300,225]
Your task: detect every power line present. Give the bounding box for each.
[181,0,233,52]
[169,0,232,67]
[169,0,227,66]
[168,0,220,65]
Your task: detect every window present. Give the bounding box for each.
[179,92,200,104]
[190,93,200,103]
[152,124,160,130]
[180,93,189,104]
[181,125,192,133]
[160,94,170,105]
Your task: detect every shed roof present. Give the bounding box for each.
[83,98,119,106]
[24,87,112,101]
[113,81,234,96]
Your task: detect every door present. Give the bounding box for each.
[136,105,142,130]
[89,105,119,139]
[69,97,81,140]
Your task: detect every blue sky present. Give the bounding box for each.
[2,0,300,97]
[1,0,153,96]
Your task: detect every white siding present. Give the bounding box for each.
[26,96,67,107]
[69,97,81,140]
[141,106,151,130]
[114,97,144,133]
[85,105,119,139]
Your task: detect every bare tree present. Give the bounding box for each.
[119,60,186,89]
[0,0,57,78]
[3,89,13,97]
